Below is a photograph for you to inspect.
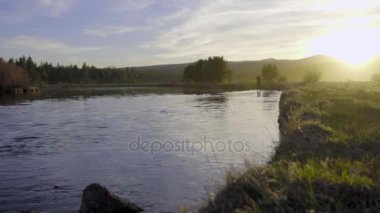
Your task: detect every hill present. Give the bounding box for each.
[125,55,379,83]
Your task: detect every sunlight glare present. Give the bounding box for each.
[309,28,380,65]
[308,0,380,65]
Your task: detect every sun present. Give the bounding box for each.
[307,0,380,65]
[309,28,380,65]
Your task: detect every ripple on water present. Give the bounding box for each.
[0,90,281,212]
[0,136,70,157]
[13,136,39,142]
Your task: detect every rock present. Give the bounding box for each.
[79,183,143,213]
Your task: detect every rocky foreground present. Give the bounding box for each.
[22,183,143,213]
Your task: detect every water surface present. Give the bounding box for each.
[0,87,281,212]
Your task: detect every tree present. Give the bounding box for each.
[8,58,15,64]
[372,73,380,87]
[303,70,321,84]
[183,59,205,82]
[26,56,39,82]
[262,64,279,83]
[183,56,231,83]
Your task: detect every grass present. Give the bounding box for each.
[199,82,380,212]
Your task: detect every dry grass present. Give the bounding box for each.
[200,83,380,212]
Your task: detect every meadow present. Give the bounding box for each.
[200,82,380,212]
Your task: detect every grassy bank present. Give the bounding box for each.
[200,83,380,212]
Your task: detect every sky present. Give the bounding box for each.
[0,0,380,67]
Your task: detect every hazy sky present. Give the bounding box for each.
[1,0,380,67]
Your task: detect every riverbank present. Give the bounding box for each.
[200,83,380,212]
[1,82,288,105]
[0,86,40,95]
[38,82,288,91]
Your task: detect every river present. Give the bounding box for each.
[0,87,281,212]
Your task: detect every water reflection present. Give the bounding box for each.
[0,87,185,105]
[255,90,278,98]
[0,88,281,212]
[194,94,227,111]
[255,90,280,111]
[261,90,277,97]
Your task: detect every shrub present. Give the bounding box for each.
[303,70,321,84]
[371,73,380,87]
[0,60,28,89]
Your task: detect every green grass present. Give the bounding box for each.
[200,82,380,212]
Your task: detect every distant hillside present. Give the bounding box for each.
[119,63,189,83]
[123,55,379,83]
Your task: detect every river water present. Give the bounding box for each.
[0,87,281,212]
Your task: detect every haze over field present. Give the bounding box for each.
[1,0,380,67]
[130,55,380,82]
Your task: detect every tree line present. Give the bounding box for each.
[2,56,148,86]
[183,56,231,83]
